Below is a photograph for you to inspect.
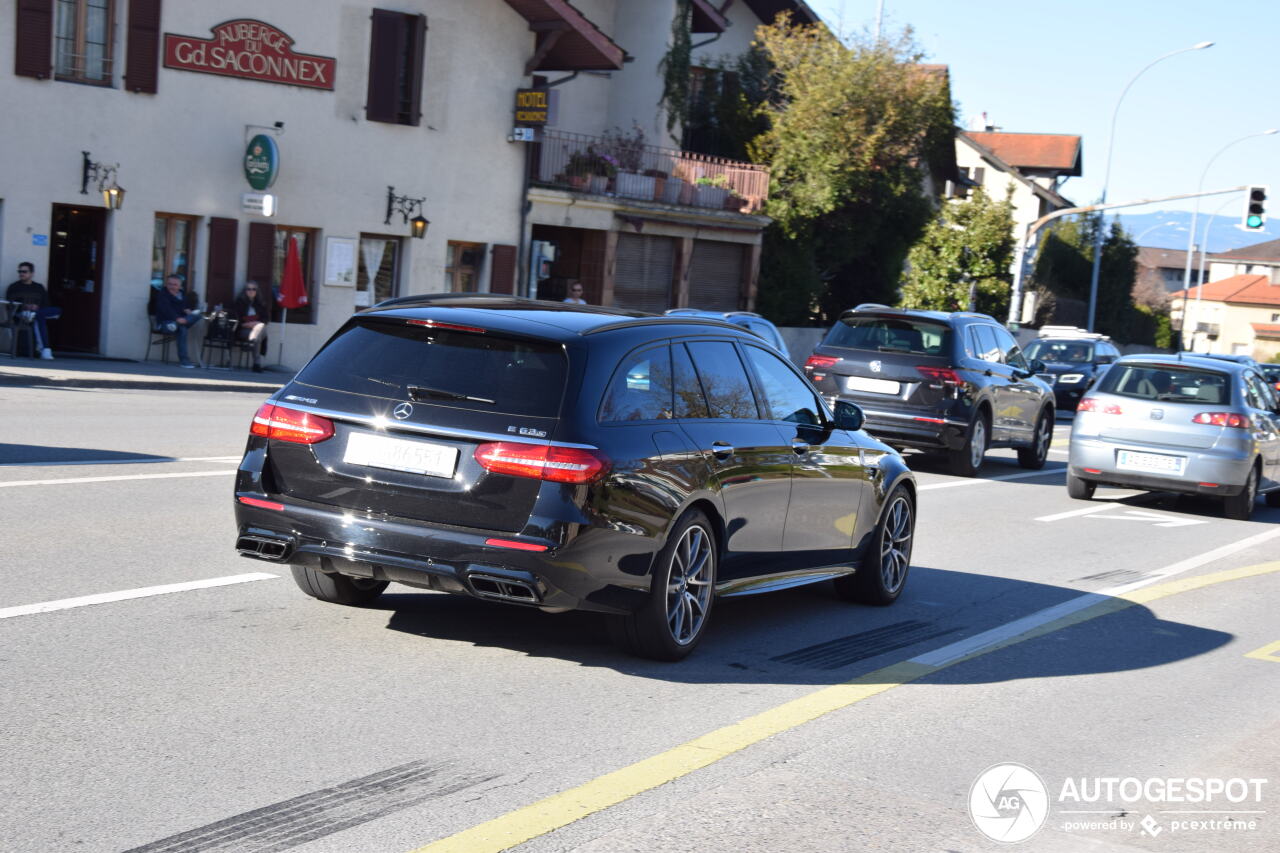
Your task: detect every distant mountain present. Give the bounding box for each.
[1112,210,1276,254]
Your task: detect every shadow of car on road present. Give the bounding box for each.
[373,565,1237,686]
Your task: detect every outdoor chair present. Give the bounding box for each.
[201,313,247,369]
[1,301,38,358]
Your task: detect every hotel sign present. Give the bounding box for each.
[514,88,557,126]
[164,20,335,90]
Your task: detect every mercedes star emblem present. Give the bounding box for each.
[393,402,414,420]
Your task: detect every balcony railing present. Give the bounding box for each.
[533,129,770,214]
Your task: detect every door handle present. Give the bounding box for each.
[710,441,734,459]
[791,440,810,455]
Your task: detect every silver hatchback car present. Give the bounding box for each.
[1067,354,1280,519]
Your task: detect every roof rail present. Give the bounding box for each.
[371,292,530,310]
[1038,324,1111,341]
[582,316,747,336]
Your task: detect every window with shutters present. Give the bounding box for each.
[366,9,426,126]
[357,234,401,306]
[272,226,316,325]
[55,0,115,85]
[151,213,196,293]
[445,242,485,292]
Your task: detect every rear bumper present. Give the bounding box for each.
[854,405,968,451]
[1067,437,1254,496]
[233,494,654,615]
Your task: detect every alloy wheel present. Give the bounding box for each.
[969,420,986,470]
[878,495,913,594]
[1035,416,1051,462]
[666,524,713,645]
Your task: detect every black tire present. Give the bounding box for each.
[835,486,914,605]
[1223,466,1259,521]
[1066,472,1095,501]
[610,510,717,661]
[1017,409,1053,469]
[948,410,989,477]
[291,565,389,606]
[1266,489,1280,508]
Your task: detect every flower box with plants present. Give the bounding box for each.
[693,174,730,208]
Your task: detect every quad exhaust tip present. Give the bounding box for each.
[236,534,292,561]
[468,574,540,604]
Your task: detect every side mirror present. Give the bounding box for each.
[1097,355,1117,365]
[834,399,865,432]
[1030,359,1047,375]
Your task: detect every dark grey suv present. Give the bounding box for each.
[234,296,917,660]
[803,306,1055,476]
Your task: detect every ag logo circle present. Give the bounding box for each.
[968,762,1049,843]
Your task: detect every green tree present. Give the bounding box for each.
[899,187,1016,318]
[1032,214,1142,342]
[749,18,956,319]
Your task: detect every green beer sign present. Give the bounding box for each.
[244,134,279,190]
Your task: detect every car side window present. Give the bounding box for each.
[598,346,674,423]
[672,343,710,418]
[970,325,1001,363]
[684,341,761,420]
[990,325,1028,370]
[1244,371,1275,411]
[742,345,822,426]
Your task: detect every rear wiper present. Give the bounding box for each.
[407,385,496,405]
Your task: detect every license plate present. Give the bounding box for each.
[846,376,901,395]
[343,432,458,478]
[1115,449,1185,475]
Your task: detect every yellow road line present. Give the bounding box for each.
[412,560,1280,853]
[1244,640,1280,663]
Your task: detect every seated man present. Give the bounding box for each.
[6,261,61,359]
[154,274,203,368]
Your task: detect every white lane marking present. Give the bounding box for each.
[0,470,236,488]
[911,525,1280,668]
[1037,504,1112,522]
[1088,509,1207,528]
[0,455,241,467]
[0,573,278,620]
[917,468,1065,491]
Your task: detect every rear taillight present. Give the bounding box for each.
[805,355,839,370]
[250,403,335,444]
[474,442,609,484]
[916,366,962,386]
[1077,398,1122,415]
[1192,412,1251,429]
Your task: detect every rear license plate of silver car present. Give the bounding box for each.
[1115,449,1185,475]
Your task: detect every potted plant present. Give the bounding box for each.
[567,147,617,194]
[664,163,692,204]
[694,174,730,208]
[603,125,655,200]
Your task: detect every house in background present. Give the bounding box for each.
[1133,246,1205,308]
[955,130,1081,248]
[1207,237,1280,282]
[1170,274,1280,359]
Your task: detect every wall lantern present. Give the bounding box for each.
[386,185,429,239]
[82,151,126,210]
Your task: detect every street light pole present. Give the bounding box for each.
[1086,41,1213,332]
[1184,194,1241,353]
[1133,220,1178,244]
[1178,129,1278,349]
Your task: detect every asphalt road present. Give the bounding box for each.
[2,385,1277,853]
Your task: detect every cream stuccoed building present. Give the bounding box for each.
[1,0,816,367]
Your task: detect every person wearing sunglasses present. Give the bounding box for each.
[6,262,61,359]
[233,280,271,372]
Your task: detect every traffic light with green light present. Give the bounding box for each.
[1243,186,1267,230]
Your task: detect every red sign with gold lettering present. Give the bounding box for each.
[164,20,335,90]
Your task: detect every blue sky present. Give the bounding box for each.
[805,0,1279,220]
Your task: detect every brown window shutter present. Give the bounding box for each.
[15,0,53,80]
[246,222,277,293]
[206,218,238,310]
[124,0,162,94]
[365,9,402,123]
[490,245,517,295]
[407,15,427,126]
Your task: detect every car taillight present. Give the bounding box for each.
[1192,412,1251,429]
[805,355,839,370]
[916,366,962,386]
[1077,398,1122,415]
[250,403,335,444]
[474,442,609,484]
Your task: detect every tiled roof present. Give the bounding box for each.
[1211,237,1280,262]
[1172,274,1280,305]
[1137,247,1202,269]
[1250,323,1280,339]
[502,0,626,73]
[964,131,1082,175]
